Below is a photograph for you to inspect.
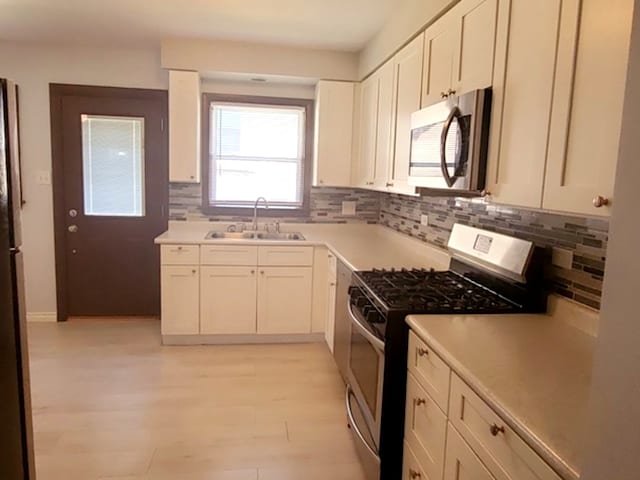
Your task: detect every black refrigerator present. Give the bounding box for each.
[0,78,35,479]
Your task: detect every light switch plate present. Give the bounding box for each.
[552,247,574,269]
[420,214,429,227]
[342,201,356,216]
[36,170,51,185]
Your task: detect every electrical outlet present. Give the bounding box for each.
[36,170,51,185]
[420,214,429,227]
[552,247,574,269]
[342,201,357,216]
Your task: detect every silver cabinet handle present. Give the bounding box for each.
[440,91,448,98]
[415,398,427,406]
[490,423,505,436]
[418,347,429,357]
[447,88,457,96]
[345,385,380,461]
[593,195,609,208]
[409,469,421,479]
[250,270,255,274]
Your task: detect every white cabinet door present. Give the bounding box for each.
[453,0,498,94]
[543,0,632,216]
[161,266,200,335]
[325,252,338,352]
[354,75,379,188]
[257,267,313,334]
[444,425,496,480]
[169,70,200,183]
[422,14,456,107]
[390,34,424,195]
[486,0,575,208]
[373,59,397,190]
[200,266,257,334]
[313,81,355,187]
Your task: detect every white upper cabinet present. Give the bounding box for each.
[389,34,424,195]
[354,74,380,188]
[422,0,497,108]
[169,70,200,183]
[313,81,355,187]
[422,14,457,107]
[373,60,397,190]
[486,0,579,208]
[453,0,498,94]
[543,0,633,216]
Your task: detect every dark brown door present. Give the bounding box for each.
[50,85,168,320]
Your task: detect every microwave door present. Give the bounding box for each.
[408,119,451,189]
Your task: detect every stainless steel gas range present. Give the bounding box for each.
[345,224,547,480]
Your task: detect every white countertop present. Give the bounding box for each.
[155,222,451,271]
[406,312,596,480]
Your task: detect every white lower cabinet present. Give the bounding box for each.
[161,244,317,340]
[161,265,200,335]
[444,426,496,480]
[200,266,257,334]
[257,267,313,334]
[404,328,563,480]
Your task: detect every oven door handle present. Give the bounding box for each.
[347,300,385,353]
[346,385,380,461]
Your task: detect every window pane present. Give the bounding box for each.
[81,115,145,217]
[208,102,306,208]
[213,159,300,205]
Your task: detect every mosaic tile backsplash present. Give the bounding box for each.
[169,183,380,224]
[379,194,609,310]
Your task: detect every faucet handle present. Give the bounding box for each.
[274,221,280,233]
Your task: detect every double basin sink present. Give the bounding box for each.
[205,231,306,241]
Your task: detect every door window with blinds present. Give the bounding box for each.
[203,95,312,214]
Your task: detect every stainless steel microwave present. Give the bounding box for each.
[408,88,492,194]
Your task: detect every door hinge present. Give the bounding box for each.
[161,118,166,131]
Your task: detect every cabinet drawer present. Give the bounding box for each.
[408,331,451,412]
[161,245,200,265]
[404,372,447,480]
[258,246,313,266]
[200,245,258,266]
[444,424,496,480]
[449,374,562,480]
[403,441,430,480]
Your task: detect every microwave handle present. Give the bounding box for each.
[440,106,462,188]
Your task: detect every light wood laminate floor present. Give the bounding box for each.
[28,319,366,480]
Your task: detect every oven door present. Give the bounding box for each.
[346,299,385,443]
[408,89,490,192]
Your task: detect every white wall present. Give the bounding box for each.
[0,42,167,319]
[358,0,456,78]
[200,78,315,99]
[162,38,358,81]
[580,0,640,477]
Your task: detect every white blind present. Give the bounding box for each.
[81,115,145,217]
[208,103,305,208]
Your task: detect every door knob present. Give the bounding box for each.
[68,225,78,233]
[592,195,609,208]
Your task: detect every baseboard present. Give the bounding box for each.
[162,332,325,346]
[26,312,57,323]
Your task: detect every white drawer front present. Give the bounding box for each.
[258,246,313,266]
[161,245,200,265]
[449,374,562,480]
[408,331,451,413]
[405,372,447,480]
[444,424,496,480]
[200,245,258,266]
[403,441,430,480]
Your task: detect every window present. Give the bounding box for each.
[81,115,145,217]
[202,94,313,215]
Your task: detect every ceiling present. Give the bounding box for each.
[0,0,398,51]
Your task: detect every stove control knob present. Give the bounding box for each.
[367,310,382,323]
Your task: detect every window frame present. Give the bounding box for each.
[201,93,314,217]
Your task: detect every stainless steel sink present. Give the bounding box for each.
[205,231,305,241]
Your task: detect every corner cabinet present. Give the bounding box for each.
[168,70,200,183]
[160,244,320,344]
[313,81,355,187]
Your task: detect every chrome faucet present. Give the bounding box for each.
[252,197,269,231]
